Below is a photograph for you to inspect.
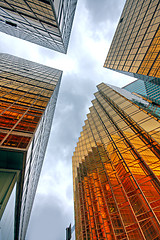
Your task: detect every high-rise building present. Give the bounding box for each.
[104,0,160,81]
[124,79,159,102]
[72,82,160,240]
[104,0,160,118]
[0,0,78,53]
[123,79,160,117]
[72,1,160,239]
[66,224,72,240]
[0,53,62,240]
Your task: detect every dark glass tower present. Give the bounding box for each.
[0,0,78,53]
[0,53,62,240]
[104,0,160,82]
[72,82,160,240]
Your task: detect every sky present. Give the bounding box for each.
[0,0,135,239]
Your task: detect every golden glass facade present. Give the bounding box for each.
[72,83,160,240]
[104,0,160,79]
[0,0,77,53]
[0,53,61,150]
[0,53,62,239]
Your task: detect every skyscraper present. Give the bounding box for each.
[0,0,78,53]
[72,82,160,240]
[123,79,160,117]
[0,53,62,240]
[104,0,160,81]
[72,1,160,239]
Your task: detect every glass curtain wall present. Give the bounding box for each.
[73,83,160,240]
[0,53,62,240]
[0,0,78,52]
[104,0,160,79]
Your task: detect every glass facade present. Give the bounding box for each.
[104,0,160,80]
[0,53,62,240]
[72,82,160,240]
[123,79,160,118]
[0,0,78,53]
[124,80,160,102]
[123,80,148,96]
[0,184,16,240]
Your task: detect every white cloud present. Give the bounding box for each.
[37,159,73,207]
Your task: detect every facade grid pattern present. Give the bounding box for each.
[73,83,160,240]
[104,0,160,79]
[0,53,61,150]
[0,0,77,53]
[0,53,62,240]
[123,79,160,118]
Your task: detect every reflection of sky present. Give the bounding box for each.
[0,184,16,240]
[110,84,149,107]
[123,79,147,96]
[123,80,160,118]
[0,0,135,239]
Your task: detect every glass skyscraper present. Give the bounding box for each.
[73,1,160,239]
[72,82,160,240]
[0,53,62,240]
[123,79,160,118]
[0,0,78,53]
[104,0,160,82]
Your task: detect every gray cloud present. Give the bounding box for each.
[84,0,125,25]
[66,184,73,201]
[26,193,73,240]
[44,73,97,169]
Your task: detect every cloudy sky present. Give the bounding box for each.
[0,0,135,239]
